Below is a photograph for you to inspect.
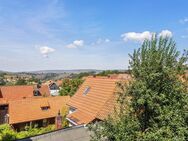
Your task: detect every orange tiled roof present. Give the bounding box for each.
[0,99,8,105]
[38,85,50,97]
[67,77,127,124]
[67,109,95,125]
[0,85,34,101]
[9,96,70,124]
[56,80,63,87]
[0,85,51,104]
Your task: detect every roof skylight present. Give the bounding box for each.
[83,86,90,95]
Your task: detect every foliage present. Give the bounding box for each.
[59,78,83,97]
[61,106,69,128]
[0,78,6,86]
[16,125,55,139]
[15,78,27,85]
[71,71,96,79]
[97,70,120,76]
[90,36,188,141]
[28,76,41,84]
[0,124,16,141]
[0,124,55,140]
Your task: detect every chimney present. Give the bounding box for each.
[55,110,62,129]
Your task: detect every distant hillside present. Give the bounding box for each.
[27,69,102,74]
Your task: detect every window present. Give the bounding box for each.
[41,106,50,111]
[83,86,90,95]
[43,119,47,127]
[33,90,41,96]
[69,107,76,114]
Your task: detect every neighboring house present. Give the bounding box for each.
[66,76,129,126]
[49,82,60,96]
[8,96,70,131]
[56,80,63,88]
[0,85,50,101]
[0,85,50,125]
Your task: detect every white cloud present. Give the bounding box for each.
[66,40,84,48]
[92,38,110,46]
[121,31,152,42]
[158,30,173,38]
[39,46,55,57]
[121,30,173,42]
[180,18,188,24]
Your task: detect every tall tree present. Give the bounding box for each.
[90,36,188,141]
[15,78,27,85]
[59,78,83,97]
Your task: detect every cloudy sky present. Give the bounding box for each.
[0,0,188,72]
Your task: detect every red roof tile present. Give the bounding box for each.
[0,85,34,101]
[67,77,127,124]
[0,85,51,104]
[9,96,70,124]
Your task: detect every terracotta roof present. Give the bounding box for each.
[38,85,50,97]
[0,85,34,101]
[67,110,95,125]
[9,96,70,124]
[67,77,126,125]
[109,73,132,80]
[0,99,8,105]
[96,95,117,120]
[56,80,63,87]
[0,85,51,104]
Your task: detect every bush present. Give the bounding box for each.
[0,124,55,140]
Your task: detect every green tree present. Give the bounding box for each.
[90,36,188,141]
[97,70,120,76]
[59,78,83,97]
[61,106,69,128]
[0,78,6,86]
[15,78,27,85]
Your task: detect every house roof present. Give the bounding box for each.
[9,96,70,124]
[56,80,63,87]
[0,85,50,104]
[67,77,126,125]
[38,85,51,97]
[67,110,95,125]
[0,85,34,101]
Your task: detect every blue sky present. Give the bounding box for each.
[0,0,188,72]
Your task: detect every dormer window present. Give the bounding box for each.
[33,90,41,96]
[69,107,76,114]
[41,106,50,111]
[83,86,90,95]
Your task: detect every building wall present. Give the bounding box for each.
[12,117,55,131]
[50,90,59,96]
